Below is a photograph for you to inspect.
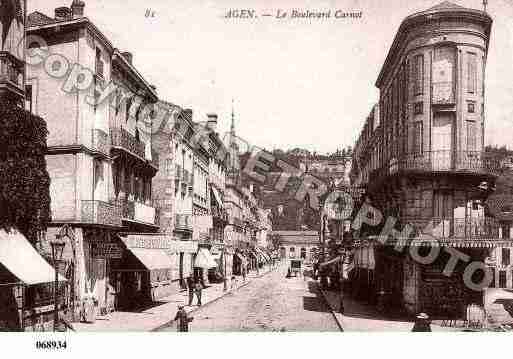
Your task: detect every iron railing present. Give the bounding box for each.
[92,129,110,156]
[369,151,500,183]
[110,127,146,159]
[403,216,500,240]
[81,200,122,227]
[0,52,23,88]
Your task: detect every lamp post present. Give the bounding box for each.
[223,245,228,291]
[50,235,66,332]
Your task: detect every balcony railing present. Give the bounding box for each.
[403,216,499,240]
[175,214,193,231]
[92,129,110,156]
[0,52,23,89]
[370,151,500,183]
[110,127,146,159]
[121,200,156,224]
[81,200,122,227]
[398,151,499,174]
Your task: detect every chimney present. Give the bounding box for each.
[121,51,133,64]
[55,6,72,20]
[71,0,85,18]
[206,113,218,131]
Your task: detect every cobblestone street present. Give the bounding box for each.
[160,265,340,332]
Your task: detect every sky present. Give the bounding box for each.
[27,0,513,153]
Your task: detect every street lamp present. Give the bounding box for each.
[50,235,66,332]
[223,245,228,291]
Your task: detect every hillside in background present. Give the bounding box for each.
[238,147,352,231]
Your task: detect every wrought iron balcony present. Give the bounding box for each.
[81,200,122,227]
[92,129,110,156]
[402,216,499,240]
[175,214,193,231]
[0,52,24,93]
[370,151,500,184]
[110,127,146,159]
[397,151,500,175]
[122,200,156,225]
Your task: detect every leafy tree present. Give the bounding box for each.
[0,100,51,244]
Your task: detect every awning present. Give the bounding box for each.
[211,187,223,207]
[0,230,67,285]
[129,247,173,270]
[194,248,217,269]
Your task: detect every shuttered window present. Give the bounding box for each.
[413,54,424,95]
[466,120,477,152]
[412,121,423,155]
[468,53,477,94]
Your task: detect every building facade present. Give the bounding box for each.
[271,231,319,263]
[350,2,503,317]
[26,1,159,315]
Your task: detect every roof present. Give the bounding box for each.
[0,229,67,285]
[426,1,466,11]
[27,11,158,101]
[375,1,491,88]
[27,11,56,27]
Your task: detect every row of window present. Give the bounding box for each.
[411,51,479,96]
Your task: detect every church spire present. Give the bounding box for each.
[230,98,236,139]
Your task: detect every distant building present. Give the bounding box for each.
[271,231,319,262]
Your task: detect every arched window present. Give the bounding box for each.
[300,248,307,259]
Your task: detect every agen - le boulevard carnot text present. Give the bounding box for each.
[224,9,363,20]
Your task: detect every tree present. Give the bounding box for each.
[0,99,51,244]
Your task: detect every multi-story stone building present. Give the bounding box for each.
[151,103,198,289]
[350,1,503,317]
[0,0,25,102]
[26,1,159,314]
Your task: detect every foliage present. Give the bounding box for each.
[0,99,51,244]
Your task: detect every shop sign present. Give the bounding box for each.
[91,243,122,259]
[124,236,198,253]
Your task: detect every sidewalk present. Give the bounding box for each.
[72,265,275,332]
[318,286,460,332]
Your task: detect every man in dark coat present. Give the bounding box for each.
[174,306,193,332]
[186,277,194,306]
[194,279,203,306]
[412,313,432,332]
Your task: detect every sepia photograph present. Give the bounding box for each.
[2,0,513,355]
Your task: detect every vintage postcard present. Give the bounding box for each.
[1,0,513,356]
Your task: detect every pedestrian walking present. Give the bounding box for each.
[186,277,194,306]
[174,305,193,332]
[194,279,203,306]
[411,313,431,332]
[242,266,247,282]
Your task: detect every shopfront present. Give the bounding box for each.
[0,230,67,331]
[110,235,197,310]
